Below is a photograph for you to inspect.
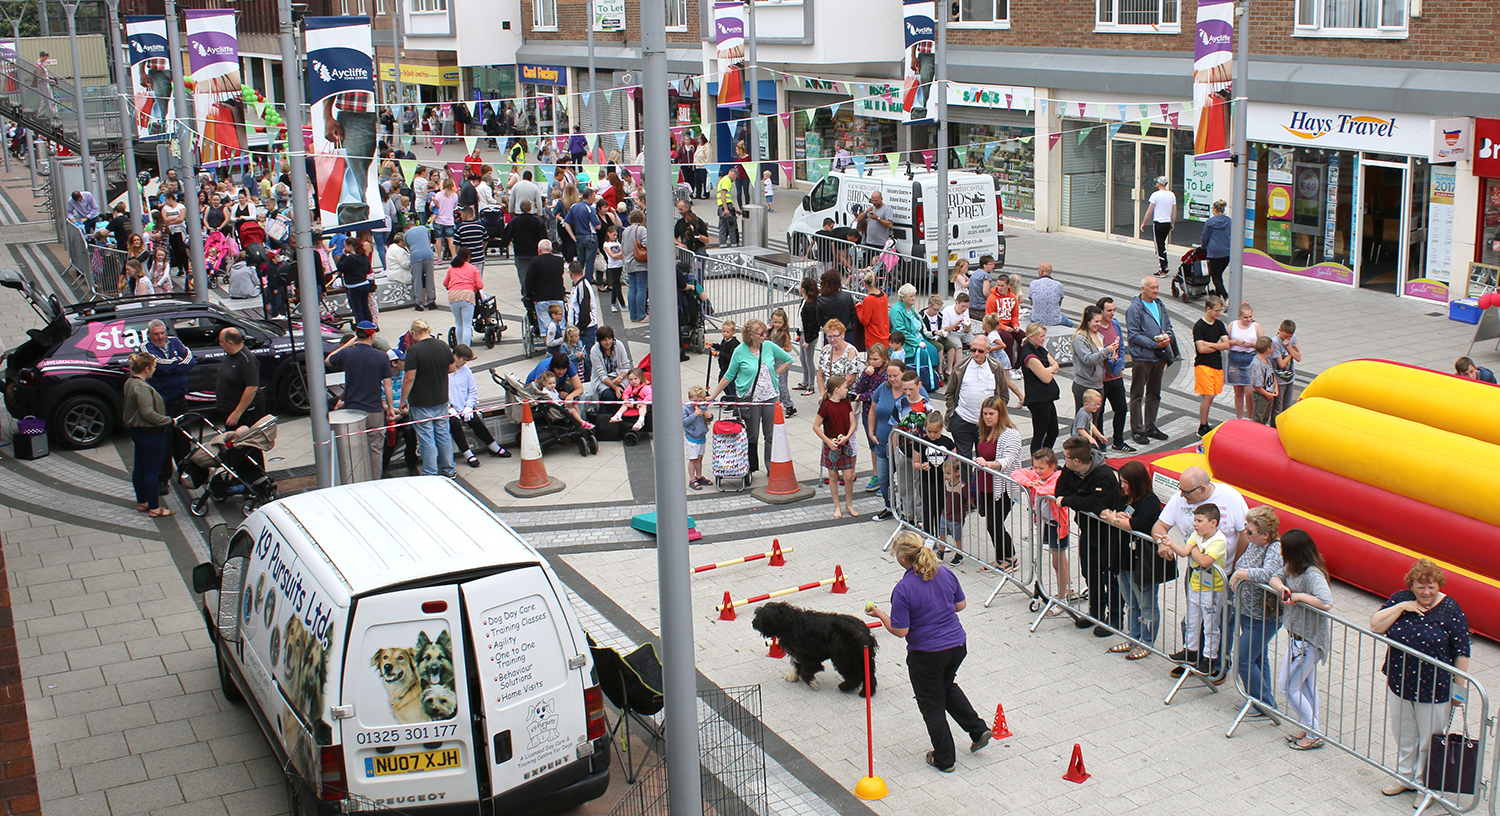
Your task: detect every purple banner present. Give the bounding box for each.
[184,10,239,75]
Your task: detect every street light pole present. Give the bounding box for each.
[392,0,405,114]
[585,0,596,136]
[745,0,760,207]
[103,0,142,235]
[37,0,47,37]
[163,0,208,301]
[934,0,947,294]
[642,0,701,811]
[61,0,99,204]
[276,0,333,490]
[1227,0,1250,308]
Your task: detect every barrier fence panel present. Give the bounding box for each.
[1230,582,1491,816]
[1018,492,1235,705]
[63,227,133,300]
[789,234,939,297]
[687,247,773,328]
[885,428,1040,601]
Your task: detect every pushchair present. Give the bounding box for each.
[1172,246,1212,303]
[587,633,664,784]
[203,231,239,287]
[519,293,544,358]
[176,413,279,517]
[479,206,509,258]
[447,294,505,349]
[490,370,597,456]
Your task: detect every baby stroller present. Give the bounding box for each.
[519,293,544,358]
[1172,246,1211,303]
[176,413,279,517]
[203,231,239,287]
[448,294,505,349]
[479,206,508,258]
[491,370,597,456]
[677,259,707,356]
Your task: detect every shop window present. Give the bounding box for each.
[667,0,688,30]
[953,0,1009,27]
[1295,0,1407,37]
[1095,0,1179,32]
[411,0,447,10]
[532,0,557,30]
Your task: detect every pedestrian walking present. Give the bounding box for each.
[124,353,175,517]
[1140,176,1176,277]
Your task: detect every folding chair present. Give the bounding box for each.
[587,634,666,784]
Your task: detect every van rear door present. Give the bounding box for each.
[946,178,999,266]
[343,586,478,809]
[462,566,590,796]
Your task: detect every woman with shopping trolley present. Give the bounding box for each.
[708,319,793,482]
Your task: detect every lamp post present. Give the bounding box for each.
[60,0,99,204]
[163,0,208,301]
[745,0,760,207]
[276,0,333,489]
[642,0,701,811]
[934,0,947,294]
[585,0,596,136]
[1227,0,1250,308]
[392,0,405,114]
[103,0,142,235]
[37,0,47,37]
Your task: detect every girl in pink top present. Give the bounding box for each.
[610,368,652,431]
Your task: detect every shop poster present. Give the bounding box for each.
[1411,165,1456,302]
[900,0,935,125]
[1293,164,1323,220]
[185,9,243,164]
[305,17,384,235]
[125,16,173,142]
[1191,0,1234,161]
[1185,159,1214,221]
[592,0,625,32]
[1244,144,1257,247]
[1266,183,1293,257]
[1323,155,1340,260]
[714,2,746,109]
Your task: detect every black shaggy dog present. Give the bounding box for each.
[751,602,877,697]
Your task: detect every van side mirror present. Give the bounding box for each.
[216,556,248,644]
[192,562,219,594]
[802,194,810,211]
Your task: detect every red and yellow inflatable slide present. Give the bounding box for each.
[1144,360,1500,641]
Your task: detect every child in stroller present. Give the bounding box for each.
[609,366,652,445]
[176,413,279,517]
[203,230,239,285]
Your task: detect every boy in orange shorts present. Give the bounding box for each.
[1191,296,1230,437]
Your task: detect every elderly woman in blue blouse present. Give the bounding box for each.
[1370,558,1472,798]
[888,283,939,383]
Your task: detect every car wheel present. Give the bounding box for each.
[217,650,243,704]
[277,363,311,416]
[52,393,113,449]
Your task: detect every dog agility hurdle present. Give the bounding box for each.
[693,539,791,574]
[717,566,848,621]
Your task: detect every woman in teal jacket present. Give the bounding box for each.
[888,283,939,385]
[709,318,794,476]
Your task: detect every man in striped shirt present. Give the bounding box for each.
[453,206,490,272]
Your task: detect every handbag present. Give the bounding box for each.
[1426,714,1479,795]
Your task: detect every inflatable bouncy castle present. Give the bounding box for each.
[1144,360,1500,641]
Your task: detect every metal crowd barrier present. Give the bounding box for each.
[62,226,133,300]
[883,428,1040,600]
[1230,581,1490,815]
[789,234,938,296]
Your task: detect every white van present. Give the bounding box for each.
[192,477,609,814]
[787,166,1007,278]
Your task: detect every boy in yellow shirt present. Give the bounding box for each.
[1159,504,1228,675]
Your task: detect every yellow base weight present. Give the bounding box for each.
[854,775,889,801]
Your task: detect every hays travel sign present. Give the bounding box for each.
[1248,103,1428,156]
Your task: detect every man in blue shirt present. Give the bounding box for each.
[525,352,585,401]
[1125,276,1175,446]
[144,318,195,488]
[1456,356,1498,384]
[563,188,602,280]
[68,190,100,232]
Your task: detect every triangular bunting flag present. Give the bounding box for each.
[810,157,830,182]
[433,136,445,153]
[1118,104,1127,121]
[707,164,722,186]
[402,135,414,150]
[614,132,627,152]
[1139,104,1150,119]
[540,164,555,182]
[398,159,418,180]
[780,112,791,130]
[604,88,613,104]
[1077,127,1092,146]
[886,152,900,168]
[1140,118,1151,135]
[829,101,841,117]
[581,91,592,108]
[1048,132,1062,151]
[983,142,998,163]
[1004,92,1012,109]
[1077,102,1086,118]
[1107,122,1122,140]
[779,159,793,181]
[1168,112,1180,130]
[854,155,866,176]
[582,164,600,183]
[1160,103,1171,118]
[804,108,817,127]
[463,135,478,154]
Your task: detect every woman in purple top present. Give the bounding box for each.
[868,531,991,773]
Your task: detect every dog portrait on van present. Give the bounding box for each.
[365,628,459,724]
[280,614,334,779]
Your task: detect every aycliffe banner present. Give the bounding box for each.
[900,0,935,125]
[714,2,746,108]
[185,9,244,163]
[125,16,173,142]
[1192,0,1234,160]
[305,17,383,235]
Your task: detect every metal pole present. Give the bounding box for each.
[277,0,333,490]
[392,0,404,115]
[25,128,36,187]
[37,0,48,37]
[164,0,208,301]
[643,0,700,810]
[62,1,98,204]
[934,0,947,295]
[745,0,760,206]
[1227,0,1249,309]
[104,0,142,236]
[586,0,596,136]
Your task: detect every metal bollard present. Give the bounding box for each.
[328,409,371,485]
[742,204,767,248]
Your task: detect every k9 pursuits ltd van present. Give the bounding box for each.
[192,477,609,814]
[787,165,1007,280]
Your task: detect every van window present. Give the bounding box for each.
[810,176,839,212]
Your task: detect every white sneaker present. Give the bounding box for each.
[1009,369,1023,381]
[611,304,619,312]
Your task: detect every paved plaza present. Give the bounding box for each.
[1,153,1498,815]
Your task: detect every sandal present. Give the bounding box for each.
[1043,607,1064,617]
[689,479,702,491]
[1107,642,1134,654]
[1125,647,1151,660]
[148,508,175,518]
[136,504,149,512]
[1289,737,1324,751]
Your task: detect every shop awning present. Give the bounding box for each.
[380,63,461,87]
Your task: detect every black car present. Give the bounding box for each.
[2,269,343,449]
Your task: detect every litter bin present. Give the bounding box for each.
[329,409,371,484]
[742,204,767,249]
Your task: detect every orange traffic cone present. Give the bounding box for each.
[991,704,1013,739]
[752,402,814,504]
[768,539,787,567]
[718,591,737,622]
[505,402,566,497]
[767,637,786,659]
[1062,744,1090,783]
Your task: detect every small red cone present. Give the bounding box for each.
[991,704,1013,739]
[767,637,785,659]
[718,591,737,622]
[830,565,848,594]
[768,539,786,567]
[1062,744,1090,783]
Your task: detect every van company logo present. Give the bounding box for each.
[310,59,369,84]
[1283,110,1397,141]
[190,41,235,57]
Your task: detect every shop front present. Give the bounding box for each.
[1244,103,1456,301]
[942,83,1037,221]
[517,62,567,135]
[466,66,517,102]
[789,80,899,183]
[379,62,461,106]
[1060,117,1200,251]
[1473,117,1500,270]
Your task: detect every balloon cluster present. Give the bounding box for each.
[1481,293,1498,309]
[238,83,288,135]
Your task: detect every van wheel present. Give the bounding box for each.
[285,777,320,816]
[217,650,244,704]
